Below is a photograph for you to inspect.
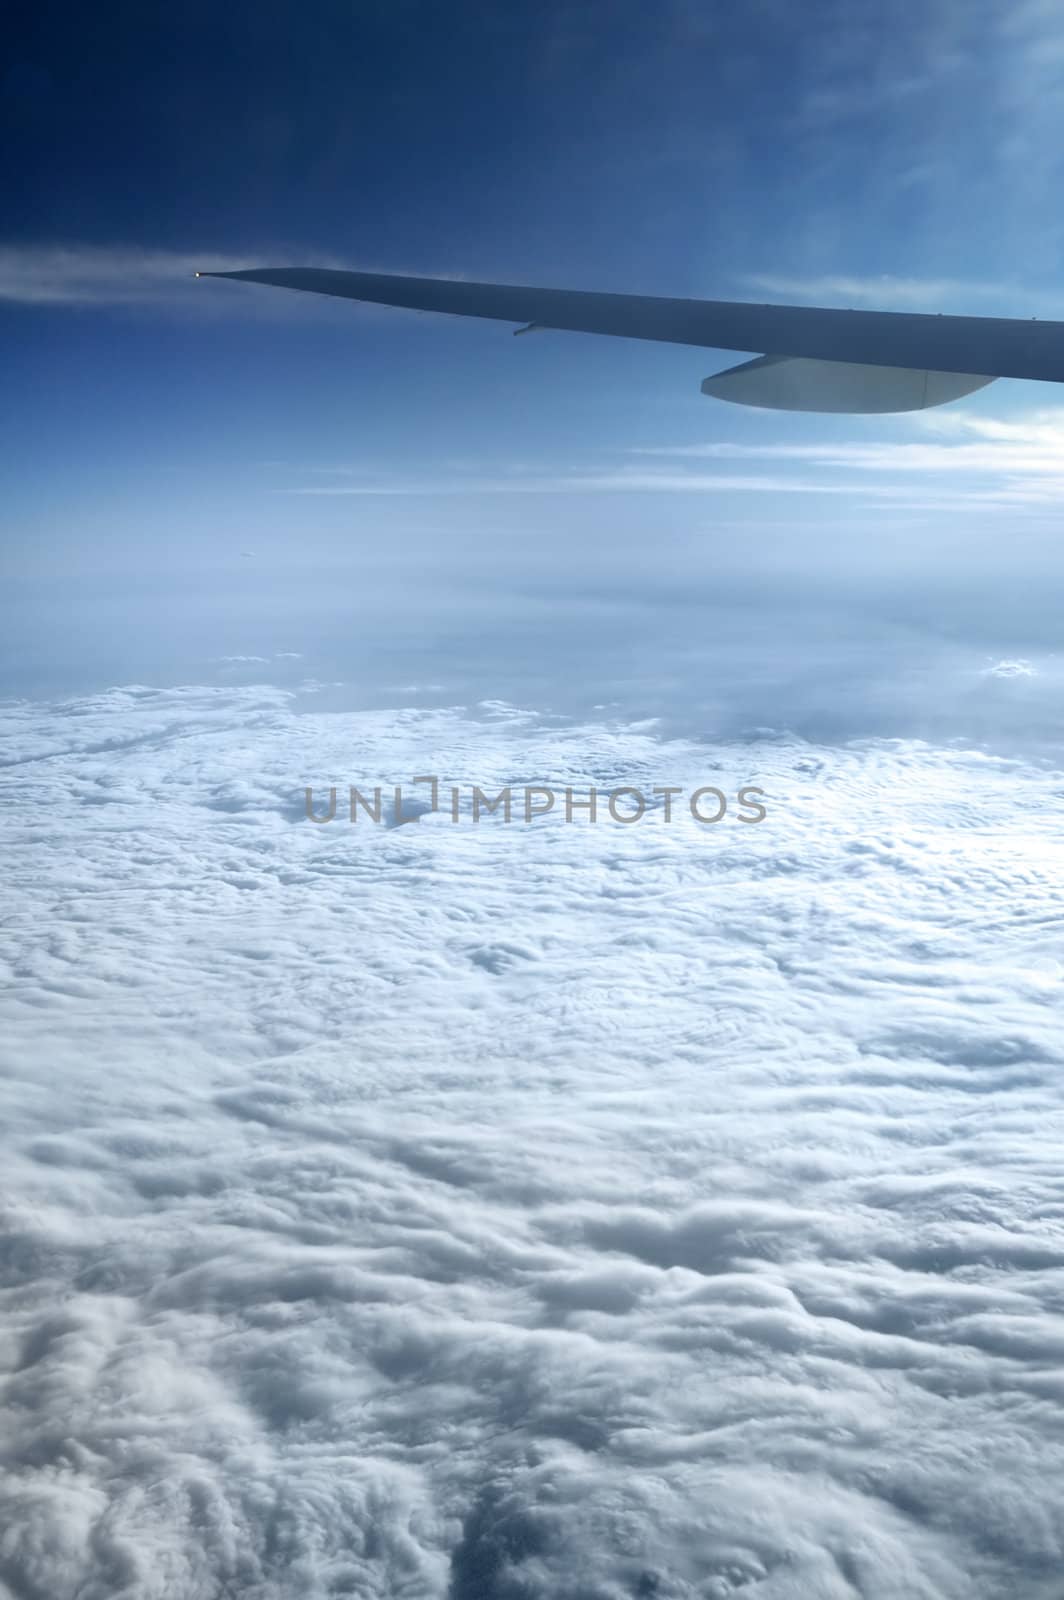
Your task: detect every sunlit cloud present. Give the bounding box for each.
[629,407,1064,508]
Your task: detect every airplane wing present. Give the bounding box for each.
[198,265,1064,414]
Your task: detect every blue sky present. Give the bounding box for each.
[4,0,1064,731]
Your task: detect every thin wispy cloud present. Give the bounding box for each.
[280,470,976,501]
[0,245,373,309]
[629,407,1064,507]
[276,407,1064,511]
[637,409,1064,472]
[0,246,253,306]
[0,245,480,310]
[741,272,1030,310]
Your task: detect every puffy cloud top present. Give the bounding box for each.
[1,686,1063,1597]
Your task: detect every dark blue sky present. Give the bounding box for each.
[4,0,1064,726]
[4,0,1046,276]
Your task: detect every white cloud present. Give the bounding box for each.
[742,272,1015,309]
[983,658,1037,678]
[266,405,1064,515]
[1,684,1063,1596]
[626,407,1064,511]
[213,653,305,666]
[280,466,1027,506]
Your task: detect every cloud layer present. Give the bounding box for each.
[1,685,1063,1597]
